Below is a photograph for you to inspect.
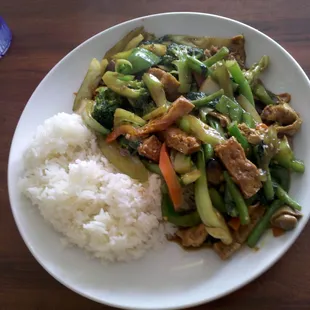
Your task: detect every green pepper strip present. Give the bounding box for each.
[247,200,283,248]
[228,122,251,154]
[274,182,302,211]
[127,48,161,74]
[209,188,226,213]
[224,171,250,225]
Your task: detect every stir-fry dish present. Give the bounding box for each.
[73,27,304,260]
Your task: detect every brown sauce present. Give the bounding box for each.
[167,235,213,252]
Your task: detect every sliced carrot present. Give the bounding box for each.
[228,217,241,231]
[272,227,286,237]
[106,125,137,143]
[159,143,183,210]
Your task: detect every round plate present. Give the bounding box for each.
[8,12,310,310]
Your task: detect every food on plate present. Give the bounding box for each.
[20,27,304,262]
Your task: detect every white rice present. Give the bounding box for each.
[19,112,173,262]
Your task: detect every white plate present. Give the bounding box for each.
[8,12,310,310]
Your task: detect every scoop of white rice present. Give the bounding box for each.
[19,112,172,262]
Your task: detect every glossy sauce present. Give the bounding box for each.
[167,235,213,252]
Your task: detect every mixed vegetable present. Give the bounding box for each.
[73,27,304,260]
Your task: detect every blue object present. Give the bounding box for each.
[0,16,12,57]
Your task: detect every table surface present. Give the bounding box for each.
[1,0,310,309]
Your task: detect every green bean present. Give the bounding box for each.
[223,171,250,225]
[203,144,214,161]
[275,183,302,211]
[187,56,208,76]
[242,112,255,128]
[263,169,274,201]
[204,47,230,67]
[226,59,254,105]
[224,185,238,217]
[161,194,201,227]
[209,188,226,213]
[247,200,283,248]
[142,160,162,176]
[228,122,250,153]
[191,89,224,108]
[253,83,275,105]
[244,55,269,86]
[253,144,274,201]
[290,160,305,174]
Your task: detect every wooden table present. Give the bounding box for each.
[1,0,310,309]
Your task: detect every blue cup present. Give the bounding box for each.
[0,16,12,57]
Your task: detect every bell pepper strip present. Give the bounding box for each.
[106,125,138,143]
[126,48,161,74]
[159,143,183,210]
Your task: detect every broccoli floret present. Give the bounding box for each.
[92,87,124,129]
[130,93,157,117]
[163,43,204,62]
[159,43,204,93]
[186,91,206,101]
[102,71,157,117]
[139,35,169,46]
[122,79,156,116]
